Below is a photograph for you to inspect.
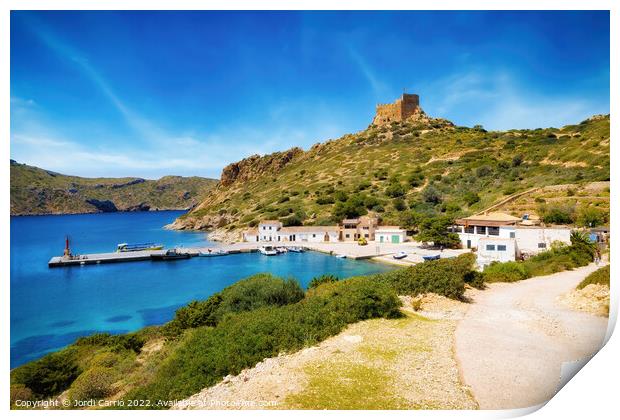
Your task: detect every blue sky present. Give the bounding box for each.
[10,11,610,179]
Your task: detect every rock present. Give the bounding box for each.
[124,202,151,212]
[85,199,118,212]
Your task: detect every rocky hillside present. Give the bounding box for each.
[10,161,218,216]
[169,114,610,237]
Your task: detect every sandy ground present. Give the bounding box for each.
[455,263,609,410]
[174,295,476,410]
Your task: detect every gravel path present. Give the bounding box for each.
[455,263,609,409]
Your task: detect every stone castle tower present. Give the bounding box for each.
[372,93,421,125]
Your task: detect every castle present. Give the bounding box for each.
[372,93,421,125]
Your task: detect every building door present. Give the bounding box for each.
[379,236,384,243]
[324,232,329,242]
[467,240,471,249]
[391,235,399,244]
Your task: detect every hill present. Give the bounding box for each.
[169,112,610,238]
[10,161,218,216]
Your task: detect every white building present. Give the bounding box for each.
[375,227,407,244]
[476,237,517,268]
[258,220,283,241]
[453,212,572,264]
[277,226,340,242]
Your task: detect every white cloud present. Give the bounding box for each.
[421,69,606,130]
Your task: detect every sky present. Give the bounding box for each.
[10,11,610,179]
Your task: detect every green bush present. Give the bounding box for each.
[10,384,33,406]
[308,274,338,289]
[67,367,116,403]
[165,274,305,334]
[483,261,529,283]
[11,349,81,398]
[578,265,610,289]
[122,277,401,405]
[75,333,144,353]
[376,253,474,299]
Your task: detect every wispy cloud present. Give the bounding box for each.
[348,48,389,99]
[421,68,606,130]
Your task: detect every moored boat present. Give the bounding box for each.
[288,246,304,253]
[151,249,191,261]
[198,249,229,257]
[422,254,440,261]
[259,246,278,256]
[393,251,408,260]
[117,242,164,252]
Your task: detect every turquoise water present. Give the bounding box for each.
[10,211,392,368]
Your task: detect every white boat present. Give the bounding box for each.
[288,246,304,253]
[393,251,408,260]
[276,247,288,254]
[335,254,347,259]
[259,246,278,256]
[198,249,229,257]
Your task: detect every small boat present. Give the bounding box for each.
[117,242,164,252]
[422,254,441,261]
[335,254,347,259]
[151,249,191,261]
[259,246,278,256]
[393,251,408,260]
[276,247,288,254]
[198,249,229,257]
[288,246,304,253]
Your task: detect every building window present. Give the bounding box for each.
[488,227,500,236]
[509,232,515,238]
[497,245,507,251]
[476,226,486,235]
[486,244,496,251]
[365,234,369,238]
[269,226,272,230]
[363,226,369,230]
[345,234,350,238]
[312,234,316,238]
[262,226,266,230]
[464,226,474,234]
[538,242,547,249]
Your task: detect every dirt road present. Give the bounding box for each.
[455,263,609,409]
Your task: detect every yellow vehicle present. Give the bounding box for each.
[357,237,368,246]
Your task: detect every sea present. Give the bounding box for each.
[10,211,392,368]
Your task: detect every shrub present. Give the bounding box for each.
[578,265,610,289]
[308,274,338,289]
[376,253,474,299]
[75,333,145,353]
[122,277,401,404]
[577,207,607,228]
[11,349,81,398]
[422,186,442,205]
[165,274,305,334]
[483,261,529,283]
[393,198,407,211]
[385,183,406,198]
[67,367,116,403]
[10,384,33,406]
[539,205,575,224]
[463,192,480,206]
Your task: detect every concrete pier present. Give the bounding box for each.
[48,250,166,267]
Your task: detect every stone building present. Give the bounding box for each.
[372,93,421,125]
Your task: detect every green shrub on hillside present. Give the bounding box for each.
[11,349,81,399]
[165,274,305,334]
[121,277,401,405]
[308,274,338,289]
[482,261,529,283]
[376,253,475,299]
[67,367,117,403]
[577,265,610,289]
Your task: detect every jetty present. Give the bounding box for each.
[48,250,166,267]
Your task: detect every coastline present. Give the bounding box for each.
[10,208,191,218]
